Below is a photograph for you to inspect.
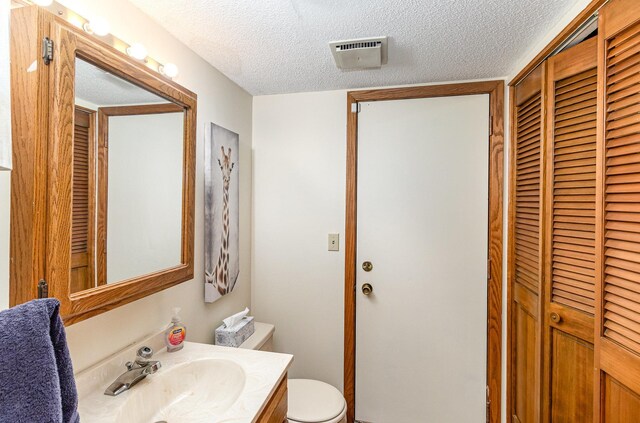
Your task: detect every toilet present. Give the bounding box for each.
[239,322,347,423]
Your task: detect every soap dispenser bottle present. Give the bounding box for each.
[165,307,187,352]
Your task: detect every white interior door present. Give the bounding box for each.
[355,95,490,423]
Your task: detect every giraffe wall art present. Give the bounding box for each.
[204,123,239,303]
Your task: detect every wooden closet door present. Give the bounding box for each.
[596,0,640,420]
[509,64,546,423]
[70,107,96,293]
[542,37,597,423]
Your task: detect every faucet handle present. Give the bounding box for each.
[137,346,153,359]
[135,346,153,365]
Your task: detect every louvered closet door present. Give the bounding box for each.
[542,37,597,423]
[596,0,640,419]
[71,107,95,293]
[510,64,545,423]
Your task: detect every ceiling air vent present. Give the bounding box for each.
[329,36,388,70]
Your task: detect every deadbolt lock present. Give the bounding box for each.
[362,261,373,272]
[362,283,373,296]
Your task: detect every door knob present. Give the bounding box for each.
[550,312,562,323]
[362,261,373,272]
[362,283,373,296]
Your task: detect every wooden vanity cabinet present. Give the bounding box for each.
[257,376,288,423]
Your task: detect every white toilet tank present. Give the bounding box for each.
[239,322,275,351]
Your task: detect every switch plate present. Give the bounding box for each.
[328,233,340,251]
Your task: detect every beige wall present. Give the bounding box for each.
[252,90,347,391]
[106,113,184,283]
[0,0,253,373]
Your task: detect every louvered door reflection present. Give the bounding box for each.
[542,37,597,423]
[510,65,544,423]
[71,107,95,293]
[596,0,640,419]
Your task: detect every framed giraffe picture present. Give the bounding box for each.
[204,123,239,303]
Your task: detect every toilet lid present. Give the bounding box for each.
[287,379,346,423]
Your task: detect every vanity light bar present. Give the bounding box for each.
[28,0,179,80]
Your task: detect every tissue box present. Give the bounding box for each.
[215,316,255,347]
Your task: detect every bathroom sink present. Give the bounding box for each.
[75,337,293,423]
[115,358,246,423]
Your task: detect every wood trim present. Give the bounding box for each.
[349,80,503,103]
[57,22,197,323]
[514,283,539,320]
[537,64,549,423]
[487,80,505,423]
[600,337,640,395]
[550,37,598,81]
[8,6,197,324]
[600,0,640,38]
[96,109,108,287]
[94,102,184,288]
[509,0,607,86]
[343,81,504,423]
[505,85,516,423]
[9,6,51,306]
[97,103,183,116]
[593,5,606,420]
[515,65,543,105]
[344,92,358,423]
[541,52,556,423]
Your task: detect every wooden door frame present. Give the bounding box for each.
[95,103,184,288]
[344,81,505,423]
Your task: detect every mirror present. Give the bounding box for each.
[9,11,196,323]
[71,57,184,294]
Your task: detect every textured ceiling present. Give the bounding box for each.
[76,57,166,106]
[128,0,581,95]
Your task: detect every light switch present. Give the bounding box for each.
[328,233,340,251]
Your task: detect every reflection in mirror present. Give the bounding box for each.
[72,57,184,294]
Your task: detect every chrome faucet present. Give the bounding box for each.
[104,346,162,396]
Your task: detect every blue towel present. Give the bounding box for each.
[0,299,79,423]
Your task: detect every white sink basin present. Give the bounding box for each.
[116,359,246,423]
[75,336,293,423]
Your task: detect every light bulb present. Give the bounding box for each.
[126,43,148,60]
[160,63,179,78]
[83,17,110,36]
[33,0,53,5]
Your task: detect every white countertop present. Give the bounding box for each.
[75,335,293,423]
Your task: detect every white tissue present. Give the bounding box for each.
[223,307,249,329]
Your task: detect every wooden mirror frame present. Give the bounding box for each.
[9,5,196,324]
